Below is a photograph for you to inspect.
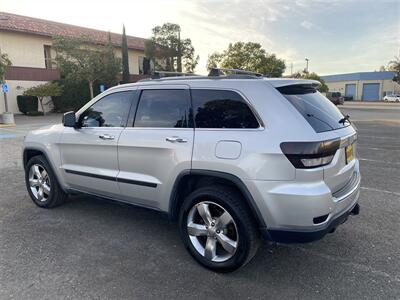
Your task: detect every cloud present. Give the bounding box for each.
[300,20,313,30]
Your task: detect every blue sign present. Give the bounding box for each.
[1,83,8,93]
[100,84,105,93]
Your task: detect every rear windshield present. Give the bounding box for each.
[277,85,349,133]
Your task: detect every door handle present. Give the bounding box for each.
[99,134,115,140]
[166,136,188,143]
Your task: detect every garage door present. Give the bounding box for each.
[362,83,380,101]
[345,84,356,99]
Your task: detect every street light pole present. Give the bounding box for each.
[305,58,309,73]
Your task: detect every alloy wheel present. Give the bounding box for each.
[28,164,51,202]
[187,201,238,262]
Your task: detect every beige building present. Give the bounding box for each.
[321,71,400,101]
[0,12,149,113]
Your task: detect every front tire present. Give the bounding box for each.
[25,155,67,208]
[179,185,259,272]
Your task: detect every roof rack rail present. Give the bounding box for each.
[208,68,263,77]
[151,70,199,79]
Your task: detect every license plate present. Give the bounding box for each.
[345,145,354,164]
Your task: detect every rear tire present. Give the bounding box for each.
[179,185,259,272]
[25,155,67,208]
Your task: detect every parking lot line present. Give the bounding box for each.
[0,133,17,139]
[359,158,400,165]
[361,187,400,197]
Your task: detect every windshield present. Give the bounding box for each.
[278,85,349,133]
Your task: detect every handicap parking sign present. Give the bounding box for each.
[1,83,8,93]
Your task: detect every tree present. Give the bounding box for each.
[206,42,286,77]
[103,32,122,87]
[24,82,63,115]
[52,35,120,99]
[145,23,199,73]
[293,70,329,93]
[0,50,12,112]
[121,25,130,83]
[388,56,400,83]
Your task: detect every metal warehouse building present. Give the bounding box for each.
[321,71,399,101]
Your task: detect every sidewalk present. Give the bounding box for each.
[0,113,62,138]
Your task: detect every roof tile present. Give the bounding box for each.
[0,11,145,50]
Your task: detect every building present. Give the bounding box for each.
[0,12,149,113]
[321,71,399,101]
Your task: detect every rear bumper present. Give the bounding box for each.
[247,163,361,243]
[262,202,360,243]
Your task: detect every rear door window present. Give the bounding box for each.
[134,89,189,128]
[191,89,259,128]
[277,85,348,133]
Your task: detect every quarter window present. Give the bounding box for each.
[134,90,189,128]
[80,91,133,127]
[191,89,259,128]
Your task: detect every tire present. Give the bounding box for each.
[179,185,259,272]
[25,155,67,208]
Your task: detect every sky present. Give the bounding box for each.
[2,0,400,75]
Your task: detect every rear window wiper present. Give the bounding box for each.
[306,113,334,130]
[339,115,350,125]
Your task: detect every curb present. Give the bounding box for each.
[0,123,16,128]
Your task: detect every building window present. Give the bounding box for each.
[44,45,52,69]
[138,56,152,75]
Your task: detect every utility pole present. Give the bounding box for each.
[290,62,293,76]
[305,58,309,73]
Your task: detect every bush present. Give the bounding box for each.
[52,79,103,112]
[16,95,38,114]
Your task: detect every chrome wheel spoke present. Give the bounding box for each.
[217,233,237,254]
[216,211,233,229]
[33,165,42,179]
[41,170,48,181]
[42,183,51,195]
[29,178,39,187]
[197,203,213,226]
[37,187,44,201]
[187,222,208,236]
[204,237,217,261]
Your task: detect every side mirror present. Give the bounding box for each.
[63,111,76,127]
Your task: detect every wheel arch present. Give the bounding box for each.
[168,169,266,228]
[23,147,67,193]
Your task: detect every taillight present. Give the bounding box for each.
[280,139,340,169]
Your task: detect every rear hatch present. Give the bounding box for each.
[276,83,357,194]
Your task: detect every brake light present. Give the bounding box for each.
[280,139,340,169]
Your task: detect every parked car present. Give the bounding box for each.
[326,91,345,105]
[22,69,360,272]
[383,94,400,102]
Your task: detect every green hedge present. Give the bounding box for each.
[17,95,38,114]
[52,80,103,112]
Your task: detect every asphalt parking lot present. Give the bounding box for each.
[0,104,399,299]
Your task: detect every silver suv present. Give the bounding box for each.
[22,71,360,272]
